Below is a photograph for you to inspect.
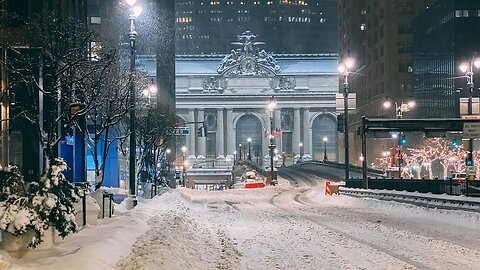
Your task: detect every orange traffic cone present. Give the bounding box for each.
[325,180,332,195]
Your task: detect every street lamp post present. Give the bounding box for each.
[238,143,242,161]
[164,148,171,184]
[142,85,157,105]
[247,137,252,162]
[460,56,480,195]
[338,58,355,185]
[126,0,142,209]
[233,150,237,166]
[299,142,303,162]
[323,137,328,161]
[383,98,415,178]
[181,145,187,187]
[268,96,276,185]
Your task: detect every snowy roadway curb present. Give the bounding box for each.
[340,187,480,212]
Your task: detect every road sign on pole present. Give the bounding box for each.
[466,166,476,180]
[463,123,480,139]
[167,127,190,136]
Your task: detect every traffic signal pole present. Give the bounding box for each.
[467,75,474,196]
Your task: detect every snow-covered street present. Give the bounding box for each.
[3,171,480,270]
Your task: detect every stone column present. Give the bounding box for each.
[226,109,234,155]
[303,108,311,155]
[274,109,282,153]
[187,109,195,156]
[197,109,206,157]
[216,109,224,157]
[292,108,301,154]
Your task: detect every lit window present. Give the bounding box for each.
[90,16,101,24]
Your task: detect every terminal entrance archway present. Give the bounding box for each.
[236,114,262,164]
[312,115,337,161]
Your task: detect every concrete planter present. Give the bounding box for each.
[74,195,101,225]
[1,226,57,258]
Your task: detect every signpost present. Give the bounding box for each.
[167,127,190,136]
[463,123,480,139]
[466,166,476,180]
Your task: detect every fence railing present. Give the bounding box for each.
[347,178,480,197]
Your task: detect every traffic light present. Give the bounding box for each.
[337,113,345,132]
[400,134,407,145]
[466,153,473,166]
[451,140,460,148]
[197,126,207,137]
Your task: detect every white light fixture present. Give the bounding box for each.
[149,85,157,94]
[459,62,470,73]
[474,58,480,69]
[344,57,355,70]
[132,6,143,17]
[323,137,328,142]
[407,100,416,108]
[383,101,392,109]
[126,0,137,6]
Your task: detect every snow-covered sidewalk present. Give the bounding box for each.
[1,175,480,269]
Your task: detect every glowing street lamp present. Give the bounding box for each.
[323,137,328,161]
[247,137,252,162]
[267,96,276,185]
[181,146,187,187]
[338,57,355,185]
[299,142,303,161]
[459,55,480,193]
[126,0,142,210]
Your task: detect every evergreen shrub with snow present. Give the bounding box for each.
[0,158,81,248]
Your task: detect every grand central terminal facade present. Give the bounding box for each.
[139,32,339,165]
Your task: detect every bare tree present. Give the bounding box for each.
[136,104,175,186]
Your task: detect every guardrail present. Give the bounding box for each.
[340,187,480,212]
[300,160,386,178]
[347,177,480,197]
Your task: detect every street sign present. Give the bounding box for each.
[463,123,480,139]
[167,127,190,136]
[466,165,476,177]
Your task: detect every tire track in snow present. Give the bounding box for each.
[286,193,433,270]
[266,175,434,270]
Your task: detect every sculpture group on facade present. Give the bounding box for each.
[217,31,281,76]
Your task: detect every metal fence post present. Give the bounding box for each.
[449,177,453,195]
[109,193,113,218]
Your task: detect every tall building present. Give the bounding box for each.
[175,0,338,54]
[412,0,480,118]
[1,0,90,181]
[338,0,435,164]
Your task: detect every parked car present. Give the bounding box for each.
[451,172,466,183]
